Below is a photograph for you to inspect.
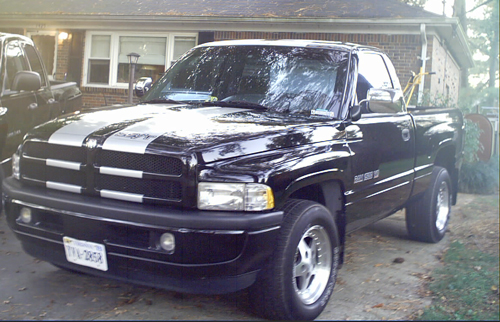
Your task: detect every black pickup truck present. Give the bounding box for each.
[0,33,82,179]
[3,40,463,320]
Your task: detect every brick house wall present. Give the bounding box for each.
[82,87,130,107]
[55,36,70,81]
[62,31,453,108]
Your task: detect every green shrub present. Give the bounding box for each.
[417,90,498,194]
[462,119,484,164]
[459,154,499,194]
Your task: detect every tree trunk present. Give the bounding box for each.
[488,0,499,94]
[454,0,469,88]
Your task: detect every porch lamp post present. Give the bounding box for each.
[127,52,140,104]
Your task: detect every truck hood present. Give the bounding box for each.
[29,103,344,163]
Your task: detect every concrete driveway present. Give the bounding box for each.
[2,196,472,321]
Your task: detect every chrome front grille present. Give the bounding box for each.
[23,141,86,163]
[20,141,186,205]
[97,150,183,176]
[23,161,86,186]
[94,174,182,201]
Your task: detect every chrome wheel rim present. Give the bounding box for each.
[293,225,332,305]
[436,181,450,232]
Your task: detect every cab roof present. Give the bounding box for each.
[196,39,382,53]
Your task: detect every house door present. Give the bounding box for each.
[29,33,56,79]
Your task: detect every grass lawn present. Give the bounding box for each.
[417,194,499,321]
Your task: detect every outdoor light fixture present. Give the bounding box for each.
[58,32,69,41]
[127,52,140,103]
[127,52,140,65]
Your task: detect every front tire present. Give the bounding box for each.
[250,199,340,320]
[406,166,452,243]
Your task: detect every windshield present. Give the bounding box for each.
[143,45,349,118]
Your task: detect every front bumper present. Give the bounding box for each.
[3,177,283,294]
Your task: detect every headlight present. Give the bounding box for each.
[198,182,274,211]
[12,150,21,180]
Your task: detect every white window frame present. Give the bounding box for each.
[83,31,198,88]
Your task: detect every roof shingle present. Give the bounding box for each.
[0,0,441,19]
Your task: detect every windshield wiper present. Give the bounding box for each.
[141,98,186,105]
[200,100,268,110]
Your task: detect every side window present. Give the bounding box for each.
[356,53,393,102]
[24,44,47,87]
[383,56,402,90]
[4,41,30,91]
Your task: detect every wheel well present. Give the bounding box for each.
[288,181,344,219]
[288,181,347,261]
[289,183,324,205]
[434,145,455,172]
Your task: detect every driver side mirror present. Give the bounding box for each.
[350,103,362,122]
[134,77,153,97]
[365,88,403,113]
[11,71,41,92]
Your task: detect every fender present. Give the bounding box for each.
[282,166,349,216]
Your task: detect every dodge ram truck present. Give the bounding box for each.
[0,33,82,196]
[3,39,464,320]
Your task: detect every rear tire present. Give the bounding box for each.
[406,166,452,243]
[250,199,340,320]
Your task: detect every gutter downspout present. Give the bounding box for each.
[418,23,427,105]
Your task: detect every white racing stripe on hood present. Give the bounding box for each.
[102,106,249,154]
[47,105,166,147]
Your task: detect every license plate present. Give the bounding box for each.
[63,236,108,271]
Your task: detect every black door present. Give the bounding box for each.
[0,40,38,162]
[345,52,415,231]
[24,42,58,121]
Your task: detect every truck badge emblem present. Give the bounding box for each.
[85,138,98,149]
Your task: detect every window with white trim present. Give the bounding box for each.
[84,32,197,88]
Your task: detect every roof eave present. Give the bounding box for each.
[0,14,473,68]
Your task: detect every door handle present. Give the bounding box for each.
[28,103,38,110]
[401,128,411,142]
